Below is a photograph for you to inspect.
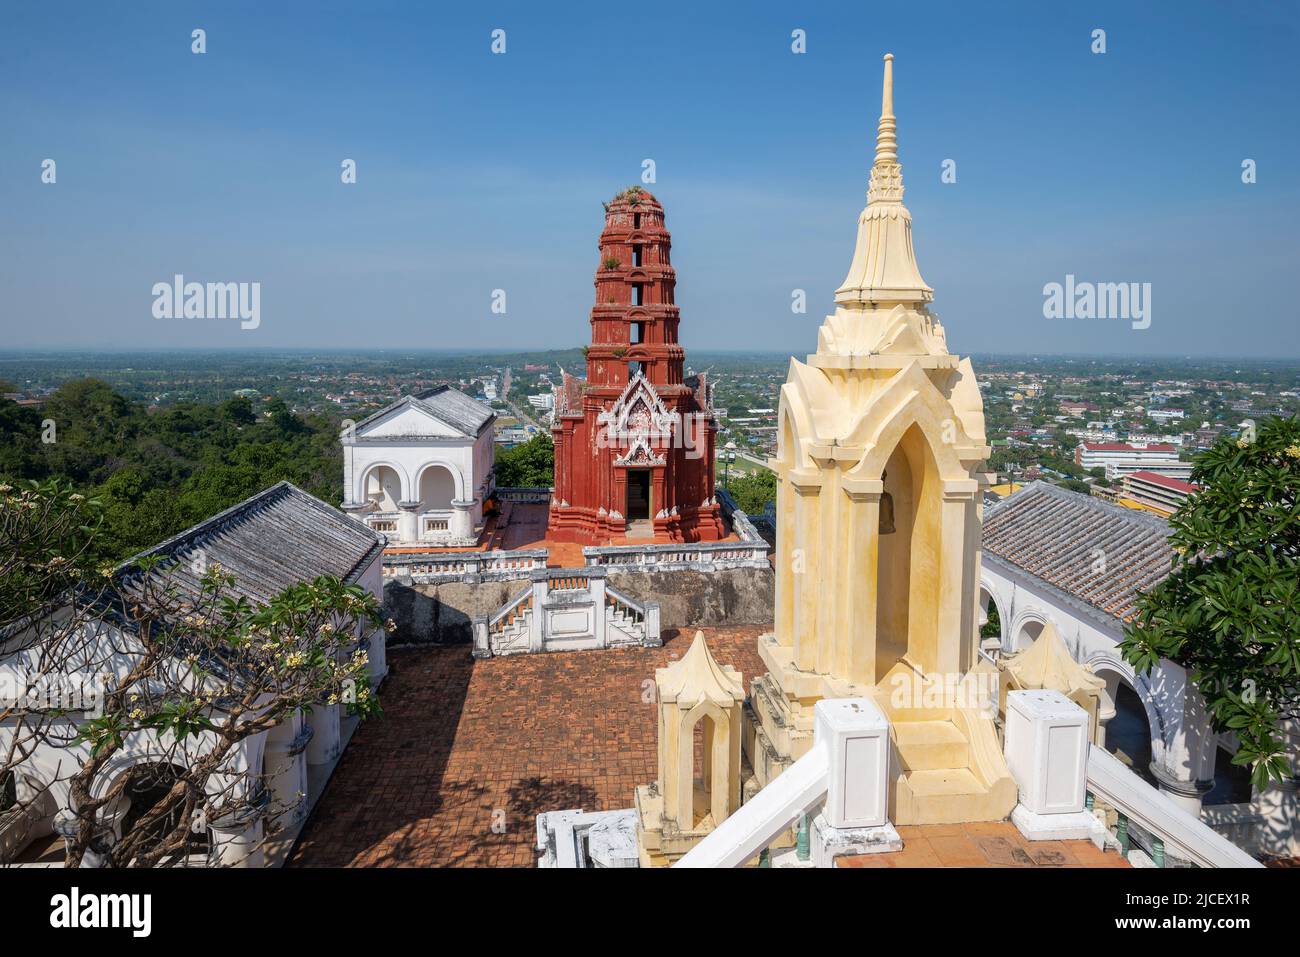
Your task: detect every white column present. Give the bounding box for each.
[472,614,491,658]
[589,570,608,649]
[306,702,341,766]
[528,571,548,653]
[643,601,662,647]
[366,628,388,684]
[1156,674,1216,815]
[450,498,476,542]
[209,812,266,868]
[264,715,312,831]
[52,805,126,867]
[397,501,420,543]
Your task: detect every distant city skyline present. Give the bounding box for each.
[2,1,1297,358]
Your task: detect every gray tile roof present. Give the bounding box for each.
[981,481,1176,623]
[352,386,495,438]
[115,481,383,605]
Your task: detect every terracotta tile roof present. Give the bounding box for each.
[287,627,767,867]
[838,822,1128,868]
[1127,470,1199,494]
[981,482,1176,623]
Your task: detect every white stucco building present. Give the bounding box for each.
[979,482,1220,810]
[979,482,1298,857]
[341,387,497,546]
[0,482,387,867]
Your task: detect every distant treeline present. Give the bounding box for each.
[0,379,343,562]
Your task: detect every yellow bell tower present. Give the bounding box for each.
[747,54,1016,826]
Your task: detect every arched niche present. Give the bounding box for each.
[874,423,942,677]
[361,464,404,511]
[417,463,459,511]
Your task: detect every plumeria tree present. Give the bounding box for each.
[1121,417,1300,789]
[2,479,389,867]
[1,480,106,836]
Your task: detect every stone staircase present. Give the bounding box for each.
[493,605,533,655]
[880,664,1018,825]
[475,570,661,657]
[605,603,645,646]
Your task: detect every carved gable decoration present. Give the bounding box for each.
[616,435,666,467]
[597,372,675,442]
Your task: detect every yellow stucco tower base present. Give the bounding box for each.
[636,632,747,866]
[744,54,1016,826]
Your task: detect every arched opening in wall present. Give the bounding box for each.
[690,714,715,829]
[363,465,402,512]
[875,424,941,678]
[1204,745,1254,805]
[119,762,211,865]
[1104,680,1160,789]
[1013,618,1044,653]
[1100,670,1252,807]
[418,465,456,513]
[978,587,1004,646]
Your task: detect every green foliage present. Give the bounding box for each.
[0,380,343,563]
[494,433,554,487]
[981,600,1002,640]
[728,467,776,515]
[0,478,104,629]
[1120,417,1300,788]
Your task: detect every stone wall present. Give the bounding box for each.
[384,578,528,646]
[385,566,774,646]
[606,567,774,631]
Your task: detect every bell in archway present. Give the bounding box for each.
[879,470,896,535]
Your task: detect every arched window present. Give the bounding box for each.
[363,465,402,511]
[418,465,457,512]
[119,762,211,864]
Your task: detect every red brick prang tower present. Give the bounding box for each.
[548,187,725,544]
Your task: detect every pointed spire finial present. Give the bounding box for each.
[874,54,899,178]
[836,52,933,304]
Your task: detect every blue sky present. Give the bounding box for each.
[1,0,1297,357]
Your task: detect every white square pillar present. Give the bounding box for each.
[1005,689,1101,841]
[810,697,902,866]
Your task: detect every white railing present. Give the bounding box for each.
[383,548,547,583]
[675,744,828,868]
[605,585,645,628]
[581,488,771,571]
[583,541,771,570]
[421,511,451,537]
[366,512,399,534]
[489,584,533,635]
[1086,747,1262,868]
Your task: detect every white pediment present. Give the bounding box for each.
[358,401,468,440]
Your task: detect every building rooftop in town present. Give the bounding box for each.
[982,482,1176,623]
[1079,441,1176,453]
[1126,470,1199,494]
